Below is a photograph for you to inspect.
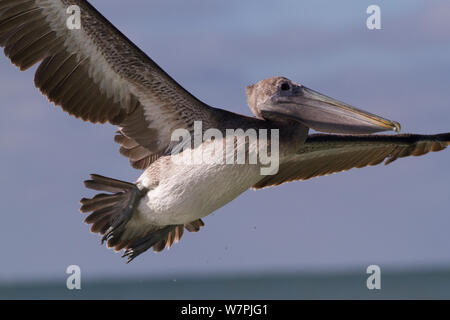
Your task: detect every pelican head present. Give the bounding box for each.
[246,76,401,134]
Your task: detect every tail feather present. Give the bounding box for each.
[107,232,130,250]
[185,219,205,232]
[81,174,140,239]
[122,226,176,262]
[91,215,113,234]
[80,174,206,262]
[84,174,136,193]
[84,206,121,226]
[80,193,126,213]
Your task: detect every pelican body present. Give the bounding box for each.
[1,0,449,261]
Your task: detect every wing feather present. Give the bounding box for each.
[0,0,218,169]
[253,133,450,189]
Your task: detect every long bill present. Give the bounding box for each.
[263,86,401,134]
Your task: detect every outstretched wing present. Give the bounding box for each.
[253,133,450,189]
[0,0,218,169]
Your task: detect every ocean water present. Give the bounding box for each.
[2,268,450,299]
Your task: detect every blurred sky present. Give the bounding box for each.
[0,0,449,283]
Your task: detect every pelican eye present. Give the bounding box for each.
[280,82,290,91]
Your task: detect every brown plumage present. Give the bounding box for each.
[80,174,204,262]
[254,133,450,188]
[1,0,449,261]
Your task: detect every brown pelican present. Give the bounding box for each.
[1,0,449,262]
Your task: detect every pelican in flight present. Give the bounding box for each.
[1,0,449,262]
